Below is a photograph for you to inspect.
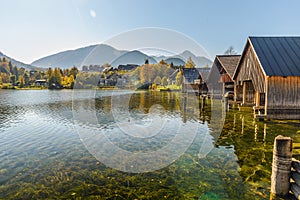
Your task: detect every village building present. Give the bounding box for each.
[233,36,300,119]
[206,55,240,98]
[117,64,139,71]
[34,79,48,87]
[182,68,208,95]
[168,69,179,85]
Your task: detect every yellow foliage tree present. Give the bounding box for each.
[185,57,196,68]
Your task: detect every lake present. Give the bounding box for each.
[0,90,300,199]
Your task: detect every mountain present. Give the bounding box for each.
[177,50,212,67]
[153,51,212,68]
[111,50,157,67]
[31,44,212,69]
[164,57,185,66]
[152,55,167,62]
[31,44,128,69]
[0,51,37,70]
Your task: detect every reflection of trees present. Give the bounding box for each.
[0,105,24,129]
[215,109,272,195]
[130,91,181,114]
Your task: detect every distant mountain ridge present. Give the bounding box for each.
[111,50,157,66]
[0,51,37,70]
[29,44,213,69]
[31,44,128,69]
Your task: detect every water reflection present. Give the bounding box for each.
[1,90,299,199]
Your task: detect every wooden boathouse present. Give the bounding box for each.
[233,36,300,119]
[206,55,240,98]
[182,68,208,95]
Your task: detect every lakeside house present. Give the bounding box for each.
[206,55,240,98]
[182,68,208,95]
[168,69,179,85]
[35,79,47,87]
[117,64,139,71]
[233,36,300,119]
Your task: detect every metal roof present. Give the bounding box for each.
[249,36,300,76]
[216,55,240,78]
[196,67,211,81]
[183,68,201,83]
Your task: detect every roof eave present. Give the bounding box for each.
[233,37,267,80]
[216,55,240,79]
[248,37,267,77]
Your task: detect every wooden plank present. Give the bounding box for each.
[291,171,300,187]
[293,159,300,174]
[291,183,300,200]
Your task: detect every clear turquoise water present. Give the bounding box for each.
[0,90,299,199]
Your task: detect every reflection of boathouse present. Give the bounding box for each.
[233,37,300,119]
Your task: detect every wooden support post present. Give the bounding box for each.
[183,96,187,111]
[201,95,206,111]
[224,95,229,112]
[271,135,292,196]
[242,82,246,105]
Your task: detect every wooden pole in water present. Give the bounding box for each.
[224,95,229,112]
[201,95,206,111]
[271,135,292,196]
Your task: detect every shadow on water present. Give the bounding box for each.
[1,90,300,199]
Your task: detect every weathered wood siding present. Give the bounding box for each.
[267,76,300,119]
[235,85,243,101]
[235,44,266,93]
[243,80,255,103]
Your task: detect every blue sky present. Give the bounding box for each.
[1,0,300,63]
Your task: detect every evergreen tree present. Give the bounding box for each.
[10,75,16,85]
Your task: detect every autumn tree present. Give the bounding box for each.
[18,75,25,88]
[140,64,154,83]
[53,68,62,85]
[0,73,9,83]
[185,57,196,68]
[175,71,183,86]
[10,75,16,85]
[69,66,79,78]
[24,73,30,86]
[161,76,168,86]
[46,68,53,82]
[46,67,63,88]
[159,59,167,65]
[154,76,161,85]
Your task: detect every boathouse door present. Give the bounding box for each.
[242,80,255,104]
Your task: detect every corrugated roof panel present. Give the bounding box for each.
[249,37,300,76]
[265,37,287,75]
[289,38,300,74]
[277,38,300,75]
[249,38,273,75]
